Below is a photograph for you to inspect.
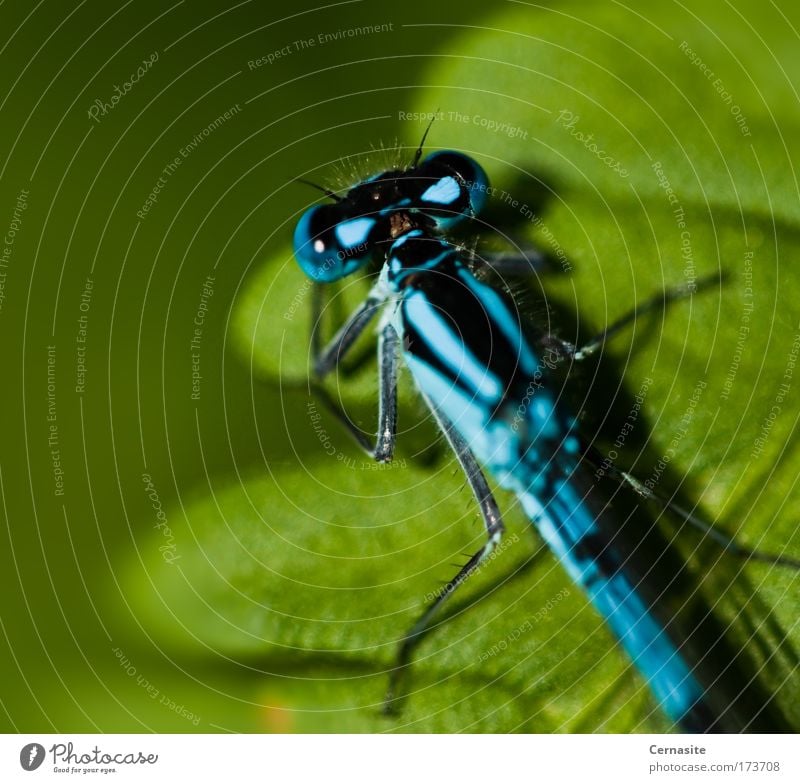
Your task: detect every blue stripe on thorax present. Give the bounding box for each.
[455,266,540,377]
[404,290,504,401]
[389,249,452,279]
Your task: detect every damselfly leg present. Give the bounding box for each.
[384,401,506,715]
[309,288,399,462]
[542,273,723,362]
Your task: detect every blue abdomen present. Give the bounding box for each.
[522,465,706,727]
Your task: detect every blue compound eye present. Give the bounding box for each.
[293,205,376,282]
[421,150,490,219]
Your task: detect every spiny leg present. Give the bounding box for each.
[312,287,385,378]
[618,467,800,571]
[311,281,377,378]
[462,237,553,276]
[383,400,505,715]
[311,322,399,462]
[479,247,554,275]
[542,272,723,362]
[584,448,800,571]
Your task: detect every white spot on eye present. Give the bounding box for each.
[314,239,325,253]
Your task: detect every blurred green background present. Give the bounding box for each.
[1,0,798,733]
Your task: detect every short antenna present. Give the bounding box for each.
[294,178,342,202]
[412,109,440,167]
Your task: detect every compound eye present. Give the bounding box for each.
[293,205,375,282]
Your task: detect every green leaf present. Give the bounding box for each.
[126,459,671,732]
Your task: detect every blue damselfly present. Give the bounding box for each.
[290,126,798,732]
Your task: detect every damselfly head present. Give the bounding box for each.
[292,140,490,282]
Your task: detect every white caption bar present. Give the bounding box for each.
[1,733,796,782]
